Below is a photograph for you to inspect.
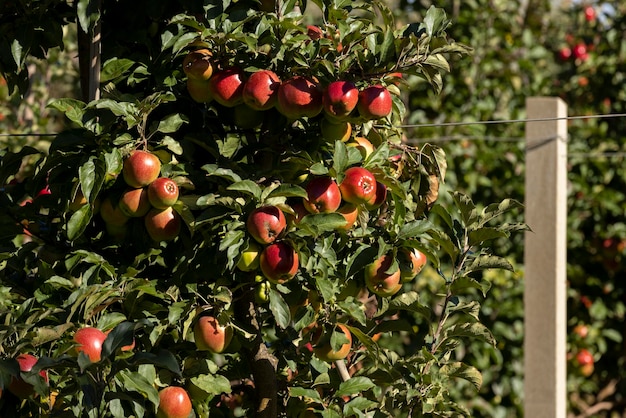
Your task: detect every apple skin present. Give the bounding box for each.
[157,386,193,418]
[100,196,130,226]
[182,49,213,81]
[246,205,287,244]
[208,67,247,107]
[8,354,48,399]
[119,187,151,217]
[303,177,342,214]
[144,207,182,242]
[74,327,107,362]
[186,79,213,103]
[148,177,179,209]
[260,241,299,284]
[347,136,375,159]
[336,204,359,231]
[237,240,262,272]
[365,254,402,297]
[193,315,234,353]
[320,119,352,142]
[312,324,352,362]
[365,181,387,211]
[575,348,594,376]
[323,80,359,120]
[277,76,323,119]
[399,248,427,282]
[123,150,161,189]
[357,85,392,120]
[242,69,281,110]
[339,167,377,205]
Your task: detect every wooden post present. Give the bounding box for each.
[524,97,568,418]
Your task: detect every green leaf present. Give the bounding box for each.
[332,141,349,177]
[269,287,291,329]
[155,113,188,134]
[132,350,182,376]
[465,254,514,274]
[397,219,433,240]
[101,58,135,83]
[450,276,491,297]
[440,362,483,391]
[47,98,86,126]
[335,376,375,397]
[227,180,262,200]
[79,156,106,204]
[442,322,496,346]
[267,183,307,199]
[190,374,232,396]
[451,191,477,227]
[289,386,323,402]
[421,6,449,38]
[67,204,92,241]
[297,213,347,237]
[383,291,431,321]
[117,369,160,406]
[479,199,524,227]
[202,164,242,183]
[468,227,508,246]
[11,39,23,67]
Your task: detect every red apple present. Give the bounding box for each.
[584,6,595,22]
[365,181,387,210]
[357,85,392,120]
[286,200,310,225]
[74,327,107,362]
[182,49,213,81]
[336,204,359,231]
[100,196,130,226]
[246,205,287,244]
[242,69,281,110]
[144,207,182,242]
[303,177,342,214]
[157,386,193,418]
[572,43,588,61]
[558,47,572,61]
[365,254,402,297]
[277,76,323,119]
[119,187,151,217]
[8,354,48,399]
[260,241,299,284]
[399,248,427,282]
[575,348,594,376]
[312,324,352,362]
[123,150,161,188]
[320,118,352,142]
[208,67,246,107]
[194,315,234,353]
[186,79,213,103]
[339,167,377,205]
[323,80,359,120]
[148,177,179,209]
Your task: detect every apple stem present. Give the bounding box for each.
[335,359,351,382]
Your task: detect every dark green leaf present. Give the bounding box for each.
[440,362,483,391]
[335,376,375,397]
[468,227,508,246]
[269,287,291,329]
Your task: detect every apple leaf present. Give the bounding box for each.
[440,362,483,391]
[397,219,433,240]
[441,322,496,346]
[289,386,323,403]
[450,276,491,297]
[465,254,514,274]
[227,179,262,200]
[154,113,188,134]
[335,376,375,397]
[101,58,135,83]
[269,287,291,329]
[116,369,160,406]
[468,227,508,246]
[343,397,379,416]
[67,204,92,241]
[190,373,232,396]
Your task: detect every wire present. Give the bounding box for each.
[393,112,626,129]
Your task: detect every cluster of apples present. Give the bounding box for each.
[182,48,394,131]
[99,150,182,242]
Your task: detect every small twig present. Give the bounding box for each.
[335,359,351,382]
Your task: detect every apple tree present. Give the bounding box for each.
[0,0,524,416]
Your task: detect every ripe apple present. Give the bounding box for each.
[312,323,352,362]
[572,43,588,61]
[242,69,281,110]
[336,204,359,231]
[322,80,359,120]
[208,67,246,107]
[357,85,392,120]
[346,136,375,159]
[148,177,179,209]
[558,47,572,61]
[573,324,589,339]
[365,181,387,211]
[186,78,213,103]
[276,76,323,119]
[74,327,107,362]
[339,167,377,205]
[246,205,287,244]
[260,241,299,284]
[119,187,151,217]
[123,150,161,188]
[575,348,594,376]
[584,6,595,22]
[365,254,402,297]
[303,176,342,214]
[286,200,310,225]
[194,315,233,353]
[320,118,352,142]
[182,49,213,81]
[8,354,48,399]
[237,240,262,272]
[144,207,182,242]
[157,386,193,418]
[399,248,427,282]
[100,196,130,226]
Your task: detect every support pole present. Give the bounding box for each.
[524,97,568,418]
